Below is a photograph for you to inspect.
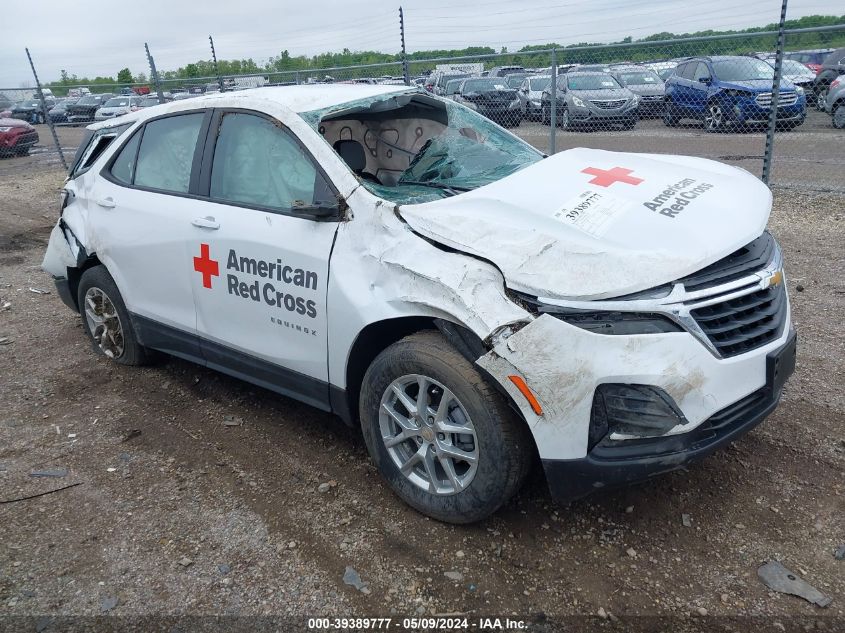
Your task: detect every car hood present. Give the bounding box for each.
[720,79,796,91]
[397,148,771,300]
[0,117,34,129]
[97,107,129,115]
[626,84,665,96]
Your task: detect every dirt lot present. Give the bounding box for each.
[0,119,844,631]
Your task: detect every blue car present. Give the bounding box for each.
[664,56,806,132]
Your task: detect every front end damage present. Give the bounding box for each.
[475,241,796,502]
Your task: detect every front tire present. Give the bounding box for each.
[833,103,845,129]
[359,331,533,524]
[77,266,151,366]
[663,100,680,126]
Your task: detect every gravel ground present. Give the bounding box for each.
[0,122,843,632]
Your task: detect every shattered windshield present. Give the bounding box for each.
[302,91,543,204]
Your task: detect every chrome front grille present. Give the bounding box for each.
[590,99,627,109]
[689,284,787,358]
[756,91,798,107]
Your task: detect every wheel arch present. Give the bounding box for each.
[65,253,104,312]
[334,315,531,436]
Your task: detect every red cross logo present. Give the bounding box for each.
[581,166,644,187]
[193,243,219,289]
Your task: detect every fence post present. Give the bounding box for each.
[399,6,410,86]
[209,35,225,92]
[762,0,789,185]
[549,48,557,155]
[25,48,67,171]
[145,43,166,104]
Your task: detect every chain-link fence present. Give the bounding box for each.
[3,23,844,191]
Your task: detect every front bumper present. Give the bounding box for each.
[734,100,806,124]
[569,107,637,124]
[541,329,796,502]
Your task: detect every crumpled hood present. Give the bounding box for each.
[398,148,771,300]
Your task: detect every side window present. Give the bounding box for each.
[209,113,322,212]
[110,130,142,185]
[693,63,711,82]
[134,113,204,193]
[680,63,695,80]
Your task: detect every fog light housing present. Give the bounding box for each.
[589,384,687,447]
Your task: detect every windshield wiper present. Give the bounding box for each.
[397,180,471,197]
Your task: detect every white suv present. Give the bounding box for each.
[43,85,795,523]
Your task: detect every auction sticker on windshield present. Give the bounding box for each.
[553,189,630,238]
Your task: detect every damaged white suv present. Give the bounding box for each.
[43,85,796,523]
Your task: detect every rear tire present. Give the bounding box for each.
[359,331,533,524]
[663,101,680,126]
[77,266,152,366]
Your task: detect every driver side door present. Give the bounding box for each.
[190,109,341,410]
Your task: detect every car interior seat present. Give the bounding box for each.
[333,140,381,184]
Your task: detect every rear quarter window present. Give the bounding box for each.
[69,124,131,178]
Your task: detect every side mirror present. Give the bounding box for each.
[290,202,341,221]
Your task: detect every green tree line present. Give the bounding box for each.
[45,14,844,93]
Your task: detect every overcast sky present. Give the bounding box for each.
[0,0,837,87]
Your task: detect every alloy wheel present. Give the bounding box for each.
[84,287,125,359]
[705,103,724,131]
[379,374,479,495]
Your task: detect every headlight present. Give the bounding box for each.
[571,96,586,108]
[631,94,639,105]
[0,126,11,132]
[794,86,804,94]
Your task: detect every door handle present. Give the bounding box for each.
[95,197,116,209]
[191,216,220,230]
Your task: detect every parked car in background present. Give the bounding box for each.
[0,94,14,114]
[503,73,532,89]
[571,63,612,73]
[643,59,683,81]
[824,76,845,128]
[138,96,169,109]
[48,98,80,123]
[95,96,144,121]
[443,78,464,101]
[430,71,471,96]
[0,118,38,156]
[784,48,834,74]
[812,47,845,110]
[454,77,521,127]
[11,97,56,124]
[664,56,806,131]
[610,66,665,116]
[763,58,818,104]
[517,75,550,120]
[542,71,638,130]
[67,94,113,124]
[487,65,525,78]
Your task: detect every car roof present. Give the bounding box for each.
[88,84,418,131]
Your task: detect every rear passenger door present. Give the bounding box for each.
[89,110,212,357]
[190,109,341,410]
